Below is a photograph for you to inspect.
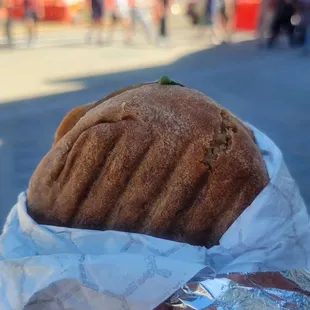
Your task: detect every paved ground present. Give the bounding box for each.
[0,28,309,228]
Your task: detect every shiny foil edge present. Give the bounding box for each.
[166,269,310,309]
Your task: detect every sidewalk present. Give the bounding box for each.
[0,28,254,103]
[0,27,211,102]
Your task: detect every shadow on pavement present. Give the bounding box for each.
[0,40,309,226]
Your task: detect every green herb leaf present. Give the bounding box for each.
[157,76,184,87]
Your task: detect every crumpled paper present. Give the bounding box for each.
[0,126,309,310]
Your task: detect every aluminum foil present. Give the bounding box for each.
[166,270,310,309]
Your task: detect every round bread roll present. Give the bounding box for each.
[27,81,268,247]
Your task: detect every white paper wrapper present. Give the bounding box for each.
[0,126,309,310]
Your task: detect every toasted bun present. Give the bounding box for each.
[27,83,268,247]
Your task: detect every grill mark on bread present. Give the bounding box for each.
[50,83,173,185]
[164,128,222,238]
[202,180,245,247]
[172,110,238,241]
[113,144,183,232]
[56,133,90,186]
[65,126,127,228]
[31,128,99,226]
[142,140,203,233]
[48,132,91,219]
[49,117,127,190]
[66,130,122,227]
[187,181,244,247]
[140,148,182,218]
[102,136,156,229]
[166,170,210,236]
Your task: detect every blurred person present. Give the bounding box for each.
[186,0,210,38]
[257,0,276,45]
[71,0,84,24]
[187,0,200,26]
[131,0,154,43]
[267,0,296,48]
[298,0,310,53]
[155,0,171,46]
[225,0,237,40]
[1,0,13,47]
[23,0,44,46]
[115,0,133,44]
[102,0,119,42]
[197,0,211,37]
[86,0,105,44]
[203,0,217,40]
[211,0,236,44]
[291,2,305,46]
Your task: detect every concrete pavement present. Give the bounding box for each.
[2,27,234,102]
[0,30,309,227]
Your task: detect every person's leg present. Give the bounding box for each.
[86,19,94,43]
[131,7,137,34]
[257,0,268,42]
[210,0,228,43]
[96,6,104,44]
[96,19,104,44]
[211,10,225,43]
[159,15,167,37]
[207,0,220,42]
[267,16,282,47]
[156,14,170,46]
[265,10,275,40]
[94,9,104,44]
[86,7,99,43]
[5,15,13,47]
[303,24,310,53]
[25,14,35,45]
[225,0,235,42]
[107,11,118,42]
[122,17,132,43]
[139,8,152,42]
[32,13,39,42]
[285,20,295,47]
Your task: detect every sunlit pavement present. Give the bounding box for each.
[0,27,309,227]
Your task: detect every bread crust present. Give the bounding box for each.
[27,83,268,247]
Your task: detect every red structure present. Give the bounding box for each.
[5,0,72,21]
[4,0,117,21]
[235,0,260,31]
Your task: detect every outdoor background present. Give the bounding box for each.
[0,2,309,227]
